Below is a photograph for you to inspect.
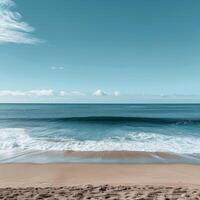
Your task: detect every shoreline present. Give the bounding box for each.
[0,163,200,188]
[2,150,200,164]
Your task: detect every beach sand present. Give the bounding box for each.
[0,163,200,199]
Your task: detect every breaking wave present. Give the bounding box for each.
[1,128,200,154]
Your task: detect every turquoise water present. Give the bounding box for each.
[0,104,200,163]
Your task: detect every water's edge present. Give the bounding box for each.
[2,150,200,164]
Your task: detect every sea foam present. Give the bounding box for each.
[1,128,200,154]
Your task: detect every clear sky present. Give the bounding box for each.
[0,0,200,103]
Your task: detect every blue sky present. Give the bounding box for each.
[0,0,200,103]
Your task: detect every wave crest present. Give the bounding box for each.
[1,116,200,125]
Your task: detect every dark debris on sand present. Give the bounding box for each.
[0,185,200,200]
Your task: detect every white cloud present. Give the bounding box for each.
[114,91,120,96]
[93,89,120,97]
[28,90,54,96]
[0,89,54,97]
[0,0,40,44]
[93,89,107,96]
[0,90,27,96]
[71,91,85,96]
[59,91,67,96]
[51,66,64,70]
[59,90,85,96]
[0,89,120,98]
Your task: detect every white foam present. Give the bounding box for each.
[0,128,33,151]
[1,128,200,154]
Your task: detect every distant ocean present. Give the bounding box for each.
[1,104,200,163]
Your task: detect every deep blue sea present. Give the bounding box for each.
[1,104,200,163]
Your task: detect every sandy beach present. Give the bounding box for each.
[0,163,200,199]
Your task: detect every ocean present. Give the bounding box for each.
[0,103,200,163]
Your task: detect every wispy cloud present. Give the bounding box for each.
[0,89,87,97]
[0,0,40,44]
[28,90,54,96]
[0,89,54,97]
[51,66,64,70]
[1,89,200,103]
[0,90,26,96]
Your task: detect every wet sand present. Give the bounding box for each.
[0,163,200,199]
[3,150,190,164]
[60,150,183,162]
[60,150,179,158]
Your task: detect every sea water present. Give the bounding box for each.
[0,104,200,163]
